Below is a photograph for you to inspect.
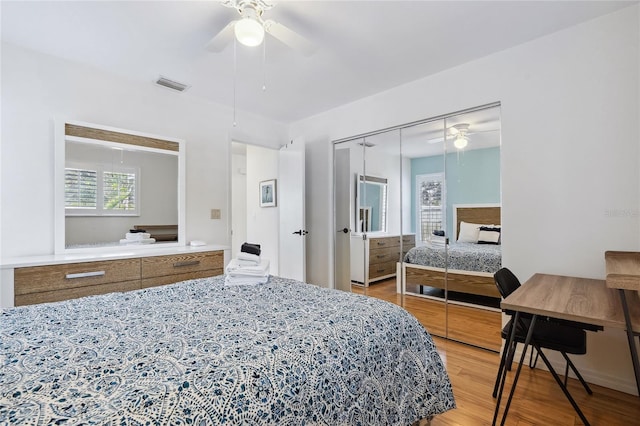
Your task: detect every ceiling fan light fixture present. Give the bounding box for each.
[454,135,468,149]
[234,17,264,46]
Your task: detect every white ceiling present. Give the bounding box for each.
[2,1,636,124]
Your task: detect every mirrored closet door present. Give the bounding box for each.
[333,129,405,303]
[333,103,503,352]
[401,119,447,337]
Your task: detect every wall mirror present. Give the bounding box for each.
[356,174,388,233]
[55,121,185,253]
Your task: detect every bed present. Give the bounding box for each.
[0,275,455,425]
[403,205,502,300]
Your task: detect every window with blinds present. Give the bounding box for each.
[65,165,139,216]
[103,171,136,211]
[65,168,97,208]
[416,173,444,242]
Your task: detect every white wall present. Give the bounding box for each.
[292,7,640,394]
[245,144,279,275]
[1,42,287,258]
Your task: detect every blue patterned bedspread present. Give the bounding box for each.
[0,275,454,425]
[404,242,502,273]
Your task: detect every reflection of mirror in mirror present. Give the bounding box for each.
[65,140,179,248]
[357,174,387,233]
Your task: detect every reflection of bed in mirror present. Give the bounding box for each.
[403,205,501,304]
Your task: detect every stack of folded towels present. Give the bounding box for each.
[119,230,156,245]
[429,230,447,248]
[224,242,270,286]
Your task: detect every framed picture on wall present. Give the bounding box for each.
[260,179,277,207]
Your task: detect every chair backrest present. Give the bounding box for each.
[494,267,522,299]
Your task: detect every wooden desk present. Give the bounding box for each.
[501,273,640,332]
[494,273,640,426]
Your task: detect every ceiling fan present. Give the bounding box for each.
[206,0,316,56]
[427,123,499,149]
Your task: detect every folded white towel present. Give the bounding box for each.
[236,252,260,264]
[224,275,269,286]
[126,232,151,240]
[237,259,260,267]
[226,258,270,277]
[120,238,156,245]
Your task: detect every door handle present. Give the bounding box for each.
[338,228,349,234]
[293,230,309,235]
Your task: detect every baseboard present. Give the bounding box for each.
[511,347,639,396]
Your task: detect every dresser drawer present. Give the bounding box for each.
[14,259,141,296]
[141,251,223,279]
[369,246,401,265]
[141,269,223,289]
[402,235,415,244]
[369,261,397,279]
[15,280,140,306]
[369,236,400,249]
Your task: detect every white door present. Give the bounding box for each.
[334,147,352,291]
[278,139,306,281]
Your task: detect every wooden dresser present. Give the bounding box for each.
[2,246,227,307]
[351,234,415,285]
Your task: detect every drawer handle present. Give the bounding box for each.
[376,254,386,259]
[173,260,200,268]
[377,268,386,272]
[376,242,386,246]
[65,271,106,279]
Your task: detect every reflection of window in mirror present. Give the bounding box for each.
[416,173,444,243]
[65,162,139,216]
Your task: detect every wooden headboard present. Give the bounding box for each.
[454,205,501,240]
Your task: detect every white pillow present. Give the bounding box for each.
[478,226,501,244]
[457,221,483,243]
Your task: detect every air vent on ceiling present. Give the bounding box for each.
[155,76,190,92]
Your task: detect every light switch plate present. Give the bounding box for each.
[210,209,221,219]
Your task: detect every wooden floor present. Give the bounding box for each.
[352,279,640,425]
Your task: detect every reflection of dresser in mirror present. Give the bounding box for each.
[351,234,415,286]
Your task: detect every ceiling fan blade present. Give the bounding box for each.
[263,19,316,56]
[427,136,445,144]
[205,20,237,52]
[469,129,500,133]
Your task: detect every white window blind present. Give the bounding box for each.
[103,171,136,212]
[416,173,444,242]
[65,168,97,209]
[65,164,139,216]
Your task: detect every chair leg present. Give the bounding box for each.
[561,352,593,395]
[494,320,516,398]
[528,347,540,369]
[493,339,512,398]
[505,341,517,370]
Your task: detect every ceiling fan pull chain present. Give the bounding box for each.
[262,35,267,92]
[233,37,237,127]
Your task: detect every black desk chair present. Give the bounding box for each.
[492,268,593,399]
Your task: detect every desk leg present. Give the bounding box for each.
[619,289,640,396]
[532,343,591,426]
[492,313,536,426]
[492,311,520,425]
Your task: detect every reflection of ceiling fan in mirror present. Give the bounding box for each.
[427,122,499,149]
[206,0,316,56]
